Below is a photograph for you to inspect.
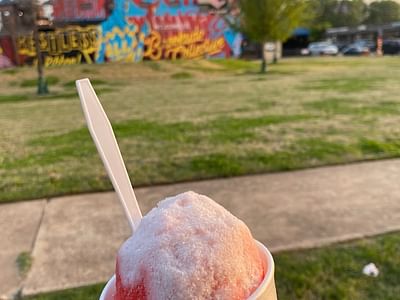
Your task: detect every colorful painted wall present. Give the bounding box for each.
[96,0,242,62]
[0,0,241,68]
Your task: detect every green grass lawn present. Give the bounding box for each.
[25,231,400,300]
[2,57,400,203]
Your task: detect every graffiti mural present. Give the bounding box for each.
[16,26,98,67]
[96,0,242,62]
[2,0,241,67]
[96,0,150,63]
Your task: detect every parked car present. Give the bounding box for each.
[382,39,400,55]
[306,42,339,56]
[341,44,370,56]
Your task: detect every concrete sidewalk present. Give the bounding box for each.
[2,159,400,299]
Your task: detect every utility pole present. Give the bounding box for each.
[32,0,48,94]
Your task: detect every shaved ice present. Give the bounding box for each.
[115,191,265,300]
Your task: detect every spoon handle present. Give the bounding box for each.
[76,78,142,232]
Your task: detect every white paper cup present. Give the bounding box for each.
[100,241,277,300]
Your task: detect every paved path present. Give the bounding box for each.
[2,159,400,299]
[0,201,46,299]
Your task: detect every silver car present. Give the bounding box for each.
[307,42,339,56]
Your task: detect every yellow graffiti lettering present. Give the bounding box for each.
[182,37,225,58]
[17,26,98,65]
[144,31,163,61]
[69,31,79,49]
[44,54,82,67]
[144,30,225,61]
[17,36,36,56]
[58,33,70,53]
[164,46,186,60]
[48,36,55,54]
[80,34,90,51]
[164,30,205,48]
[38,32,48,51]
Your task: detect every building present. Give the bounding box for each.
[326,22,400,48]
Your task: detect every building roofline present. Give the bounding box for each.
[327,21,400,35]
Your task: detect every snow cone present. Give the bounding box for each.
[101,192,277,300]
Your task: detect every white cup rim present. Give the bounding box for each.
[100,240,274,300]
[248,240,275,299]
[99,274,115,300]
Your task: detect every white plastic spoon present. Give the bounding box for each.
[76,78,142,233]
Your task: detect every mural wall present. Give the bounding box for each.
[96,0,242,62]
[0,0,241,68]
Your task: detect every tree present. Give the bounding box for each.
[307,0,337,40]
[331,0,367,27]
[238,0,308,73]
[365,0,400,25]
[308,0,367,40]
